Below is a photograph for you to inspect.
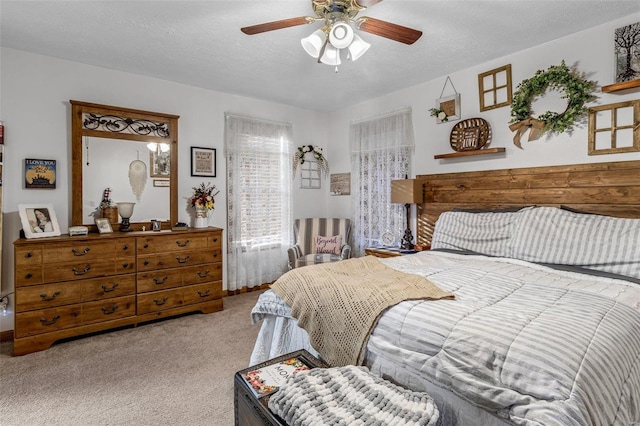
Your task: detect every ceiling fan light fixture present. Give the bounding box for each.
[348,33,370,61]
[301,29,327,58]
[319,43,341,66]
[328,22,354,49]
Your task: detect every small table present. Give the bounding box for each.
[365,246,420,258]
[234,350,328,426]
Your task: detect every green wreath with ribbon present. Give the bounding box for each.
[509,61,596,148]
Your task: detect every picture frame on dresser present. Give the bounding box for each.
[95,218,113,234]
[18,203,61,239]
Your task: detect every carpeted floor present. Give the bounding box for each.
[0,290,265,426]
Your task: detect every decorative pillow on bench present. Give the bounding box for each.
[314,235,342,255]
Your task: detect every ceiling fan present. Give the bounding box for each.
[241,0,422,69]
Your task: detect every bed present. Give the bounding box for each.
[249,160,640,426]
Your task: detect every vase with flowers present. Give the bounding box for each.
[293,145,329,178]
[188,182,219,228]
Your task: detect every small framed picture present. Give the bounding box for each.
[435,93,461,123]
[18,204,62,239]
[191,147,216,177]
[151,220,162,231]
[95,218,113,234]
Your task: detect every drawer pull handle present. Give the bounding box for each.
[154,276,168,285]
[176,255,190,264]
[176,239,190,247]
[102,283,119,293]
[144,260,150,266]
[101,305,119,315]
[122,262,130,269]
[25,273,33,280]
[197,290,210,298]
[144,243,149,249]
[40,315,60,326]
[213,253,218,258]
[154,296,169,306]
[25,252,33,258]
[122,244,129,251]
[40,291,61,301]
[72,247,90,256]
[213,238,218,242]
[197,270,210,278]
[72,265,91,275]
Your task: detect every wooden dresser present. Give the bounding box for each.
[13,227,224,356]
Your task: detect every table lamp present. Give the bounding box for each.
[117,202,135,232]
[391,178,424,250]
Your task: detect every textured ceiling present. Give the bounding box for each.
[1,1,638,112]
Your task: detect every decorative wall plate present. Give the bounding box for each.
[381,230,395,246]
[449,118,491,152]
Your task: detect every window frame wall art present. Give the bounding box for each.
[190,146,217,177]
[18,203,62,239]
[24,158,56,189]
[300,159,321,189]
[478,64,513,112]
[588,100,640,155]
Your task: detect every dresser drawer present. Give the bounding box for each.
[137,250,220,271]
[181,263,223,286]
[82,275,136,301]
[182,282,224,306]
[42,240,128,264]
[137,268,184,293]
[44,258,136,283]
[16,282,83,312]
[15,305,82,338]
[137,234,208,255]
[15,245,43,267]
[15,266,44,287]
[82,296,136,325]
[137,288,183,314]
[207,232,222,249]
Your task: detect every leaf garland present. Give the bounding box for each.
[509,61,596,148]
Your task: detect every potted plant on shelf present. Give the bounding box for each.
[188,182,219,228]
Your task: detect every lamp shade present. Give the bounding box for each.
[391,179,423,204]
[301,29,326,58]
[348,34,370,61]
[329,22,354,49]
[320,43,341,66]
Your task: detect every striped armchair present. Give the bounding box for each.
[288,218,352,269]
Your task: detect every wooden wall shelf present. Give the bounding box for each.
[434,147,505,159]
[601,80,640,93]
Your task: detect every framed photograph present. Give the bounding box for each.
[153,179,170,187]
[95,218,113,234]
[151,219,162,231]
[615,22,640,83]
[24,159,57,189]
[18,204,62,239]
[435,94,461,123]
[191,147,216,177]
[149,150,170,178]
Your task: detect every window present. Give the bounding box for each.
[225,114,293,291]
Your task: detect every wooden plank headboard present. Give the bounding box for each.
[416,160,640,245]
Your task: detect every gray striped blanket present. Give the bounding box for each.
[368,251,640,425]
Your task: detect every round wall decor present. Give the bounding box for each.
[449,118,491,152]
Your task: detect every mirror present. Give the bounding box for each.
[71,100,178,231]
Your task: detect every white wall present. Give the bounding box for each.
[0,47,329,331]
[325,14,640,220]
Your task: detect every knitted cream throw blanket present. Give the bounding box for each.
[270,256,454,367]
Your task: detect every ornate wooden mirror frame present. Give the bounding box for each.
[70,100,179,231]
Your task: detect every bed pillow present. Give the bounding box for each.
[452,206,533,213]
[431,211,521,257]
[510,206,640,280]
[314,235,342,255]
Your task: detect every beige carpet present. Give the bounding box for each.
[0,290,265,426]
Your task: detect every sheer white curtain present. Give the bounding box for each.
[225,114,294,291]
[350,108,415,257]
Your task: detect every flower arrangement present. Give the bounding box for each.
[293,144,329,178]
[188,182,219,210]
[429,107,448,122]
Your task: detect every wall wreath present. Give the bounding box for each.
[509,60,596,148]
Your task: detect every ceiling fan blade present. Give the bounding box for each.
[357,16,422,45]
[241,16,314,35]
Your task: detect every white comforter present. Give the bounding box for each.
[251,251,640,425]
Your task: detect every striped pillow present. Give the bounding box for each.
[510,207,640,280]
[431,211,522,257]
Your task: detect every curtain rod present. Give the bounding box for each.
[350,107,412,125]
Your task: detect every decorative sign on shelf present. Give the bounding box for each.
[449,118,491,152]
